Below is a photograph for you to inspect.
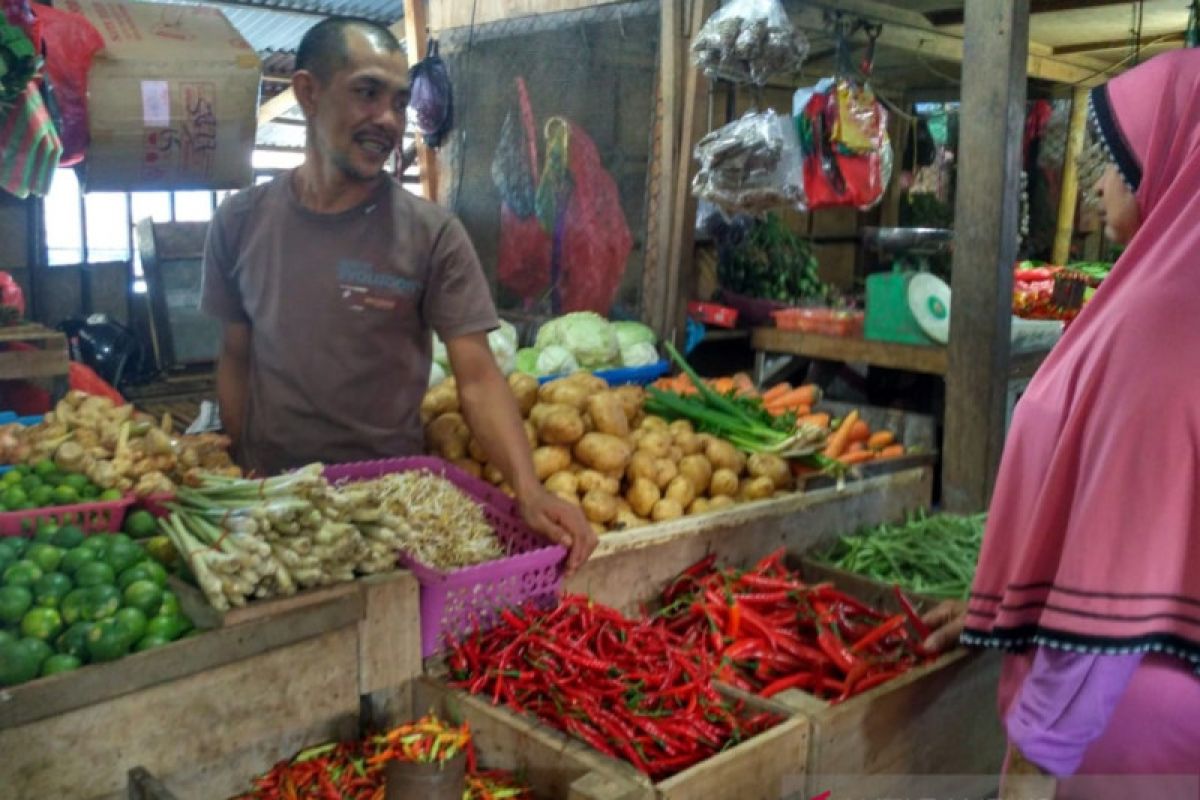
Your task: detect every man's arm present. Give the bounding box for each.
[217,322,251,451]
[445,332,597,576]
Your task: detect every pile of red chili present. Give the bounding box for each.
[233,715,532,800]
[447,594,781,780]
[653,549,935,702]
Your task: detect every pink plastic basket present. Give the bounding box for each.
[323,457,567,657]
[0,495,135,537]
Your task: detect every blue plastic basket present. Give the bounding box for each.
[535,360,670,387]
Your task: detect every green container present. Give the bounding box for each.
[864,270,936,346]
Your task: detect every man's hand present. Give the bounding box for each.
[519,486,598,578]
[920,599,968,652]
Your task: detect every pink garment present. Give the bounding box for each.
[999,652,1200,797]
[965,50,1200,659]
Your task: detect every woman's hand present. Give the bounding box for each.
[920,599,969,652]
[1000,743,1057,800]
[519,486,598,578]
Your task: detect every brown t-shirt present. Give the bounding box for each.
[201,172,498,475]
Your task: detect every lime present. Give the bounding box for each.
[25,543,63,573]
[18,636,53,668]
[34,572,73,606]
[2,470,23,485]
[60,588,89,625]
[19,475,42,495]
[158,590,181,617]
[43,471,65,487]
[105,541,144,575]
[0,548,13,575]
[3,560,43,588]
[32,460,55,478]
[124,510,159,540]
[108,533,133,546]
[122,581,163,617]
[20,607,63,640]
[114,607,148,642]
[145,536,177,568]
[33,525,58,543]
[134,634,172,652]
[86,618,133,663]
[30,486,55,507]
[6,538,28,557]
[0,539,18,559]
[40,653,81,676]
[2,487,27,509]
[56,621,93,660]
[80,485,100,501]
[82,535,110,553]
[0,638,40,685]
[51,486,79,506]
[99,489,123,502]
[0,585,33,625]
[118,564,155,589]
[74,561,116,588]
[145,614,191,641]
[0,629,15,647]
[12,464,29,476]
[63,473,90,493]
[51,525,85,549]
[82,585,121,621]
[60,546,98,576]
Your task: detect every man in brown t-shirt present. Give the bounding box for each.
[201,18,595,573]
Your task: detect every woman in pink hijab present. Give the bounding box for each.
[923,50,1200,798]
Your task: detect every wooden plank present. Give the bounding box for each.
[2,626,360,800]
[1052,87,1090,265]
[942,0,1029,513]
[642,0,681,337]
[0,589,363,729]
[127,768,179,800]
[403,0,439,202]
[258,86,296,125]
[752,328,949,375]
[0,341,70,380]
[168,574,361,630]
[570,468,933,615]
[0,322,64,342]
[357,570,422,697]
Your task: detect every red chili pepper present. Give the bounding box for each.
[893,585,932,641]
[852,668,906,694]
[815,620,861,674]
[760,671,814,698]
[850,614,908,653]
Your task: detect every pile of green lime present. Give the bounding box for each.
[0,461,123,512]
[0,524,197,686]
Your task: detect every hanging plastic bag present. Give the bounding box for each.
[0,81,61,198]
[407,38,453,149]
[0,271,24,324]
[0,14,37,108]
[691,0,809,86]
[30,4,102,167]
[795,77,892,211]
[692,108,804,215]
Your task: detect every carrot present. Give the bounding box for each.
[797,412,832,430]
[847,441,867,454]
[792,404,811,417]
[765,385,818,410]
[761,383,793,404]
[838,450,876,465]
[732,372,756,396]
[867,431,895,450]
[823,410,860,458]
[711,377,736,395]
[848,419,871,443]
[878,444,906,459]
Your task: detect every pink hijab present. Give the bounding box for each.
[965,50,1200,668]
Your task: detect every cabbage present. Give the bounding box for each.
[612,321,656,351]
[488,320,519,375]
[536,345,579,376]
[432,333,450,371]
[545,312,619,369]
[515,347,541,375]
[620,341,659,368]
[428,361,447,387]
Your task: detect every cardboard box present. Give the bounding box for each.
[64,0,260,191]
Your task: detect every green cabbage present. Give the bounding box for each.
[488,320,519,375]
[620,341,659,368]
[535,312,619,369]
[515,347,541,375]
[536,345,579,376]
[612,321,656,351]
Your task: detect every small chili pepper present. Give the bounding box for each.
[760,671,814,698]
[850,614,908,653]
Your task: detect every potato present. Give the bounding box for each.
[674,431,703,456]
[709,468,739,497]
[523,420,539,450]
[468,436,488,464]
[563,371,609,394]
[637,431,672,459]
[508,372,539,417]
[426,412,469,460]
[668,446,684,463]
[612,385,645,422]
[534,405,586,445]
[665,476,696,509]
[538,379,590,411]
[587,392,630,438]
[640,415,669,431]
[653,458,679,490]
[581,412,596,433]
[451,458,482,479]
[668,419,694,437]
[420,379,458,422]
[613,509,647,530]
[614,497,633,515]
[688,497,711,516]
[705,438,745,473]
[574,432,634,473]
[554,490,581,506]
[627,477,661,517]
[748,453,792,490]
[545,471,580,496]
[708,494,736,511]
[651,498,684,522]
[591,521,608,536]
[741,476,776,501]
[678,454,713,495]
[578,469,620,496]
[532,446,572,480]
[582,489,619,524]
[626,451,658,484]
[630,429,647,447]
[483,462,505,485]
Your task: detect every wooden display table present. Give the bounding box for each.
[0,323,70,400]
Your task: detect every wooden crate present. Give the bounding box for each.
[0,322,69,380]
[415,676,810,800]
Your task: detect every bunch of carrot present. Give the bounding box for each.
[651,372,756,397]
[821,410,906,466]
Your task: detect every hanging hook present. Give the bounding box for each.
[860,23,882,78]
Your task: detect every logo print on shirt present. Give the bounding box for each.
[337,259,421,312]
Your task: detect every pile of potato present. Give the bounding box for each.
[421,372,793,533]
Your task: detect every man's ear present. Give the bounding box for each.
[292,70,320,119]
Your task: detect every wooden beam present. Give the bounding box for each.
[643,0,682,336]
[257,87,296,126]
[402,0,438,202]
[1053,31,1186,55]
[942,0,1030,512]
[927,0,1131,27]
[1052,87,1090,265]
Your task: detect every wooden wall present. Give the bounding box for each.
[0,194,34,311]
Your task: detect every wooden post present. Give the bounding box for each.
[403,0,439,203]
[942,0,1030,512]
[1052,87,1090,265]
